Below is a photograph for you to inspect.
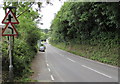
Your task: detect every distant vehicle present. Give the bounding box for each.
[39,44,46,52]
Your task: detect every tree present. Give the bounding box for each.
[2,2,42,82]
[50,2,119,45]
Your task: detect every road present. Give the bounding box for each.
[30,43,119,83]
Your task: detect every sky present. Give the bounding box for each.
[0,0,5,26]
[1,0,119,29]
[0,0,65,29]
[38,0,65,29]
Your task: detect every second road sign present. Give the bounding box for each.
[2,23,18,36]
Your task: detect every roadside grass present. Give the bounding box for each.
[51,42,119,67]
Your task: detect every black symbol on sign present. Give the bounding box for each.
[8,26,13,33]
[7,14,13,22]
[8,26,12,30]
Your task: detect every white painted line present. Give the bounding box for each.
[45,54,48,63]
[49,63,65,82]
[82,65,112,78]
[48,68,51,72]
[78,54,118,69]
[60,54,63,56]
[51,75,54,81]
[47,64,49,67]
[67,58,76,63]
[56,52,64,57]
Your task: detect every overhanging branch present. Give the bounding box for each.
[17,3,34,18]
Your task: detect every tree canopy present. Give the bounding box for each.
[50,2,120,45]
[2,2,42,82]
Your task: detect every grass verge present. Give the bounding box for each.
[50,42,119,67]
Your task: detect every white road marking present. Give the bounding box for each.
[49,63,65,82]
[67,58,76,63]
[60,54,64,56]
[48,68,51,72]
[51,75,54,81]
[56,52,64,57]
[50,43,119,69]
[45,53,48,63]
[47,64,49,67]
[82,65,112,78]
[80,56,118,69]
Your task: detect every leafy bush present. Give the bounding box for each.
[13,39,35,77]
[50,2,119,44]
[2,2,42,82]
[50,2,119,66]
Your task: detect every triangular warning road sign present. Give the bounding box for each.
[2,10,19,24]
[2,23,18,36]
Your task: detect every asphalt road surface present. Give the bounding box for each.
[31,43,119,83]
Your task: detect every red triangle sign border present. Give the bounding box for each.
[2,10,19,24]
[2,22,18,36]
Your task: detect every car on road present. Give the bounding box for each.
[39,44,46,52]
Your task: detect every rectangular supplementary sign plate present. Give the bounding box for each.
[3,0,120,2]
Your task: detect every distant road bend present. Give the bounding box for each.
[31,43,119,82]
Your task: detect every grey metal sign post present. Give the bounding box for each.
[8,35,13,82]
[8,7,15,82]
[2,6,18,82]
[8,7,17,82]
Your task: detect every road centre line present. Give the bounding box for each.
[51,75,55,81]
[67,58,76,63]
[48,63,65,82]
[78,55,118,69]
[82,65,112,78]
[55,52,64,57]
[60,54,64,56]
[47,64,49,67]
[48,68,51,72]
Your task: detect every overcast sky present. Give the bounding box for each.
[0,0,65,29]
[0,0,5,26]
[38,0,65,29]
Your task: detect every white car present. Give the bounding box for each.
[39,44,46,52]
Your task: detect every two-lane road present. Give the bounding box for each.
[31,43,119,83]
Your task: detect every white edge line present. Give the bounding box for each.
[51,75,54,81]
[82,65,112,78]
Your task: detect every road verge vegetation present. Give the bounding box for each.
[50,2,119,67]
[50,42,118,66]
[2,2,42,82]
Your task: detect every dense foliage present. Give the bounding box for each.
[2,2,42,82]
[40,29,49,40]
[50,2,119,66]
